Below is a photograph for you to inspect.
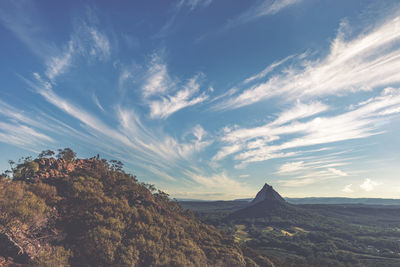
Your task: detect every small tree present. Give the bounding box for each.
[57,148,76,162]
[38,150,55,158]
[110,160,124,171]
[8,160,15,170]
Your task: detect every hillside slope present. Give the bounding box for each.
[0,150,259,267]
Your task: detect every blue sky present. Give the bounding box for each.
[1,0,400,199]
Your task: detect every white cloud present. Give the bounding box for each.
[328,167,348,177]
[148,75,209,119]
[142,56,173,97]
[212,143,242,161]
[147,166,177,181]
[26,72,213,180]
[224,0,302,30]
[278,178,316,187]
[0,99,95,151]
[379,106,400,116]
[277,161,306,173]
[215,87,400,168]
[342,184,354,193]
[92,93,105,112]
[220,100,328,144]
[141,55,211,118]
[360,178,380,192]
[181,170,252,199]
[0,121,54,149]
[45,41,74,81]
[43,23,111,83]
[218,15,400,109]
[157,0,213,38]
[88,28,110,60]
[243,55,295,84]
[270,101,329,126]
[176,0,213,11]
[0,3,111,82]
[0,0,57,58]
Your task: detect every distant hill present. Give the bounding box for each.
[0,150,256,267]
[286,197,400,205]
[251,183,286,205]
[229,183,306,220]
[232,197,400,206]
[181,183,400,266]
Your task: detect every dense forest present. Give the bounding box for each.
[0,149,264,267]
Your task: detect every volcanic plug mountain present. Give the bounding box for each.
[229,183,296,219]
[251,183,286,205]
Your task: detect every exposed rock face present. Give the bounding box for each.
[15,157,102,182]
[250,183,285,205]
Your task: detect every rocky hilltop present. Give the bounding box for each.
[0,149,258,267]
[13,156,102,181]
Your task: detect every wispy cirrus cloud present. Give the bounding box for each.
[149,75,209,119]
[328,167,348,177]
[243,54,295,85]
[176,0,213,11]
[0,0,57,58]
[45,41,75,82]
[0,99,91,152]
[92,93,105,112]
[216,15,400,110]
[30,71,211,168]
[277,161,306,174]
[178,169,252,200]
[22,69,213,181]
[86,27,110,60]
[3,2,211,182]
[142,56,209,119]
[156,0,213,38]
[45,21,111,82]
[214,87,400,170]
[142,55,174,97]
[223,0,302,30]
[0,2,111,83]
[0,121,53,150]
[275,155,351,187]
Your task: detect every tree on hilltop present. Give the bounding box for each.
[57,148,76,162]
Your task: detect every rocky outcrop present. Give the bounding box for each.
[15,157,102,182]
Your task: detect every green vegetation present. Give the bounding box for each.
[56,148,76,162]
[2,148,399,266]
[181,200,400,267]
[0,149,252,266]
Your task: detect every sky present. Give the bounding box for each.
[1,0,400,200]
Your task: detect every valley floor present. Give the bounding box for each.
[180,201,400,266]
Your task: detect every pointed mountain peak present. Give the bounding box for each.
[262,183,272,189]
[251,182,285,205]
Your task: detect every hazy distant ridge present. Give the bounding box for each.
[230,197,400,205]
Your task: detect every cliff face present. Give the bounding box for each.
[1,155,254,267]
